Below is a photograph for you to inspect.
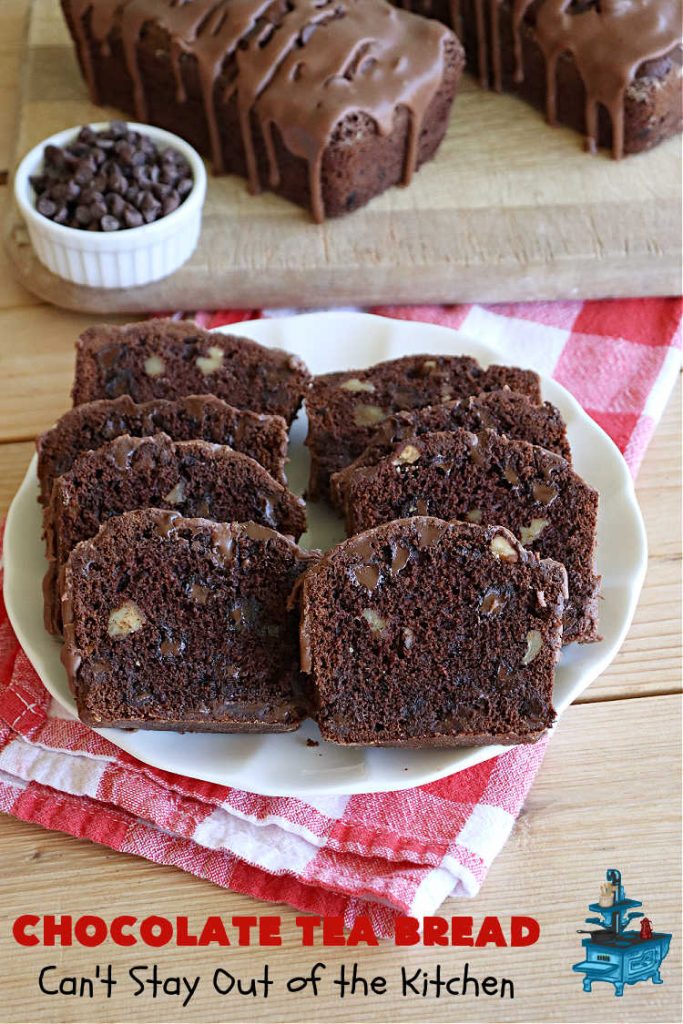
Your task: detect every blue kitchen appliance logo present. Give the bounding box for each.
[572,869,672,997]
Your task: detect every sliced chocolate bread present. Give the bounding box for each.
[37,393,289,505]
[342,429,599,644]
[305,355,541,499]
[298,517,567,747]
[44,433,306,634]
[61,509,319,732]
[72,319,310,424]
[330,389,571,510]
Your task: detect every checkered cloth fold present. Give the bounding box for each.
[1,298,680,932]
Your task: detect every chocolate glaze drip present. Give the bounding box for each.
[472,0,682,157]
[66,0,450,221]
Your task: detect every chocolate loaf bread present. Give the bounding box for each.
[72,319,310,425]
[342,428,599,644]
[44,433,306,633]
[330,389,570,510]
[62,509,319,731]
[395,0,682,156]
[61,0,464,222]
[305,354,541,500]
[37,393,289,505]
[298,517,567,746]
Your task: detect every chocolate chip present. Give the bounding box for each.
[123,206,144,228]
[44,144,65,167]
[36,196,56,217]
[108,172,127,194]
[162,191,181,216]
[74,204,91,225]
[90,199,108,220]
[101,214,120,233]
[73,162,93,185]
[106,192,125,217]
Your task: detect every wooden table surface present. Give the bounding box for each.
[0,6,680,1023]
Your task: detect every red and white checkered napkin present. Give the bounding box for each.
[1,298,680,933]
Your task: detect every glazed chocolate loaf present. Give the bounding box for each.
[61,0,464,222]
[330,389,570,510]
[44,433,306,634]
[62,509,319,732]
[298,517,567,746]
[37,393,289,505]
[396,0,682,156]
[72,319,310,425]
[342,428,599,644]
[305,354,541,500]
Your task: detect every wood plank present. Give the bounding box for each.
[0,693,679,1023]
[3,0,681,312]
[0,1,30,174]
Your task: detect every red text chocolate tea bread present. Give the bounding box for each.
[343,428,599,644]
[305,354,541,500]
[44,433,306,634]
[330,389,571,510]
[394,0,682,156]
[298,517,567,746]
[61,0,464,222]
[61,509,319,732]
[72,319,310,424]
[37,393,289,505]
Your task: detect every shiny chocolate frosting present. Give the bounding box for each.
[396,0,682,157]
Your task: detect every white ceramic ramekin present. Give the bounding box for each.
[13,121,207,289]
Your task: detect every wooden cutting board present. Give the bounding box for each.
[4,0,682,313]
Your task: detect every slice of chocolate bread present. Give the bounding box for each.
[61,509,319,732]
[72,319,310,424]
[342,429,599,644]
[330,389,571,509]
[298,517,568,746]
[44,433,306,634]
[37,393,289,505]
[305,354,541,499]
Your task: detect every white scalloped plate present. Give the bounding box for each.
[3,312,647,796]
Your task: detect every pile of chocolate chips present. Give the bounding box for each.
[30,122,193,231]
